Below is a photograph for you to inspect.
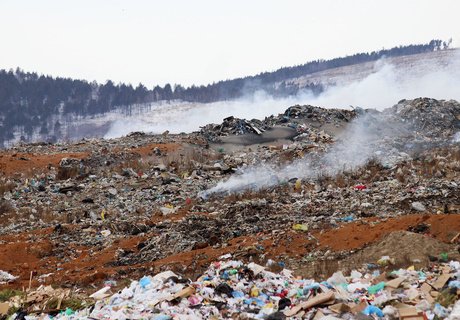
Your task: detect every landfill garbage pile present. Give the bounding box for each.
[279,104,355,127]
[200,105,355,142]
[10,256,460,319]
[200,116,272,141]
[199,101,460,195]
[200,99,460,147]
[0,98,460,318]
[386,98,460,140]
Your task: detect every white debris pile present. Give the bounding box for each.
[14,258,460,320]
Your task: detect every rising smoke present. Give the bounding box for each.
[104,92,299,138]
[312,54,460,109]
[200,51,460,195]
[103,50,460,195]
[104,50,460,138]
[200,112,410,197]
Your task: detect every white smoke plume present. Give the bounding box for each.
[104,92,302,138]
[201,112,408,197]
[312,54,460,109]
[104,49,460,139]
[102,50,460,195]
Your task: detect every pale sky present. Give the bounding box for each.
[1,0,458,88]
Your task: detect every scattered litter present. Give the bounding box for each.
[1,97,460,319]
[15,258,460,319]
[0,270,17,283]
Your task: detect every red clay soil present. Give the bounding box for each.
[0,152,88,177]
[314,214,460,251]
[130,143,181,157]
[0,229,257,291]
[0,142,181,178]
[1,214,459,291]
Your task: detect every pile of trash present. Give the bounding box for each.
[199,99,460,146]
[199,105,356,143]
[10,256,460,319]
[280,105,355,125]
[200,116,271,141]
[387,98,460,139]
[1,97,460,307]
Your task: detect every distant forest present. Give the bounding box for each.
[0,39,451,144]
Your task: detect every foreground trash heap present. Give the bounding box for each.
[17,257,460,320]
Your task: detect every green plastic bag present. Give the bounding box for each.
[368,282,385,295]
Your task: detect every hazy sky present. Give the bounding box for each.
[1,0,458,87]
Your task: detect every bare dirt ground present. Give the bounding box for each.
[1,212,458,292]
[0,152,88,177]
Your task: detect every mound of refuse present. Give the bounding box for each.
[1,97,460,319]
[199,105,356,142]
[200,98,460,145]
[14,255,460,320]
[387,97,460,139]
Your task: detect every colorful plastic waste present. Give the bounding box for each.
[362,305,384,317]
[13,257,460,319]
